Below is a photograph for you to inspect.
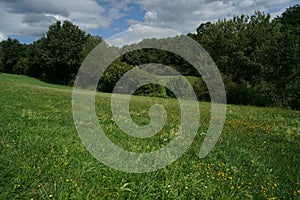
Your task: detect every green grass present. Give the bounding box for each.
[184,76,199,85]
[0,73,299,199]
[156,75,199,85]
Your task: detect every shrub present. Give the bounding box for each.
[98,62,165,97]
[192,77,209,102]
[166,77,195,100]
[193,75,252,105]
[12,58,29,75]
[98,61,133,93]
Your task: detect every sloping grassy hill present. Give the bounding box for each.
[0,73,299,199]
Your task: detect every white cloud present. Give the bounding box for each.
[107,25,181,47]
[132,0,296,33]
[239,0,255,8]
[0,0,296,42]
[0,0,126,39]
[0,32,7,41]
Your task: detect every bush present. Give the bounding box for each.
[223,76,250,105]
[98,61,133,93]
[249,81,280,107]
[192,77,210,102]
[286,75,300,109]
[193,75,253,105]
[166,77,194,100]
[113,67,165,97]
[98,61,165,97]
[0,59,4,72]
[12,58,29,75]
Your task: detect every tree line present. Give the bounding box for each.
[0,21,102,85]
[0,5,299,109]
[189,5,300,109]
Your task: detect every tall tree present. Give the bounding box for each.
[0,38,27,73]
[275,5,300,108]
[27,39,45,78]
[39,21,88,85]
[79,35,102,63]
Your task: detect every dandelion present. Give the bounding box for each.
[73,182,78,187]
[49,194,53,198]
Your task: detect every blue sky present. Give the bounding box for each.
[0,0,297,44]
[90,1,145,39]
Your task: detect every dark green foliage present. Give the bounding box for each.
[39,21,88,85]
[12,57,29,75]
[191,12,272,83]
[267,5,300,109]
[79,35,102,62]
[25,24,102,82]
[190,5,300,109]
[27,40,44,78]
[120,49,197,76]
[98,61,134,93]
[280,4,300,26]
[222,76,249,105]
[0,38,27,73]
[192,77,210,102]
[134,83,165,98]
[250,81,279,107]
[117,69,165,97]
[192,75,248,105]
[166,77,194,100]
[98,61,165,97]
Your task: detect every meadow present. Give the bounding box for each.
[0,73,299,199]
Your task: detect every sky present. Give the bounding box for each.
[0,0,298,44]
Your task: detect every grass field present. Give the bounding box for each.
[0,73,299,199]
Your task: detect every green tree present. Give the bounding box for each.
[39,20,88,85]
[280,4,300,26]
[12,57,29,75]
[98,61,134,93]
[80,35,102,62]
[189,9,299,108]
[27,39,45,78]
[166,77,194,99]
[274,5,300,108]
[0,38,27,73]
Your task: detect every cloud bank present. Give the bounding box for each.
[132,0,295,33]
[0,0,130,40]
[0,0,296,42]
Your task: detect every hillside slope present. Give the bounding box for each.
[0,73,299,199]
